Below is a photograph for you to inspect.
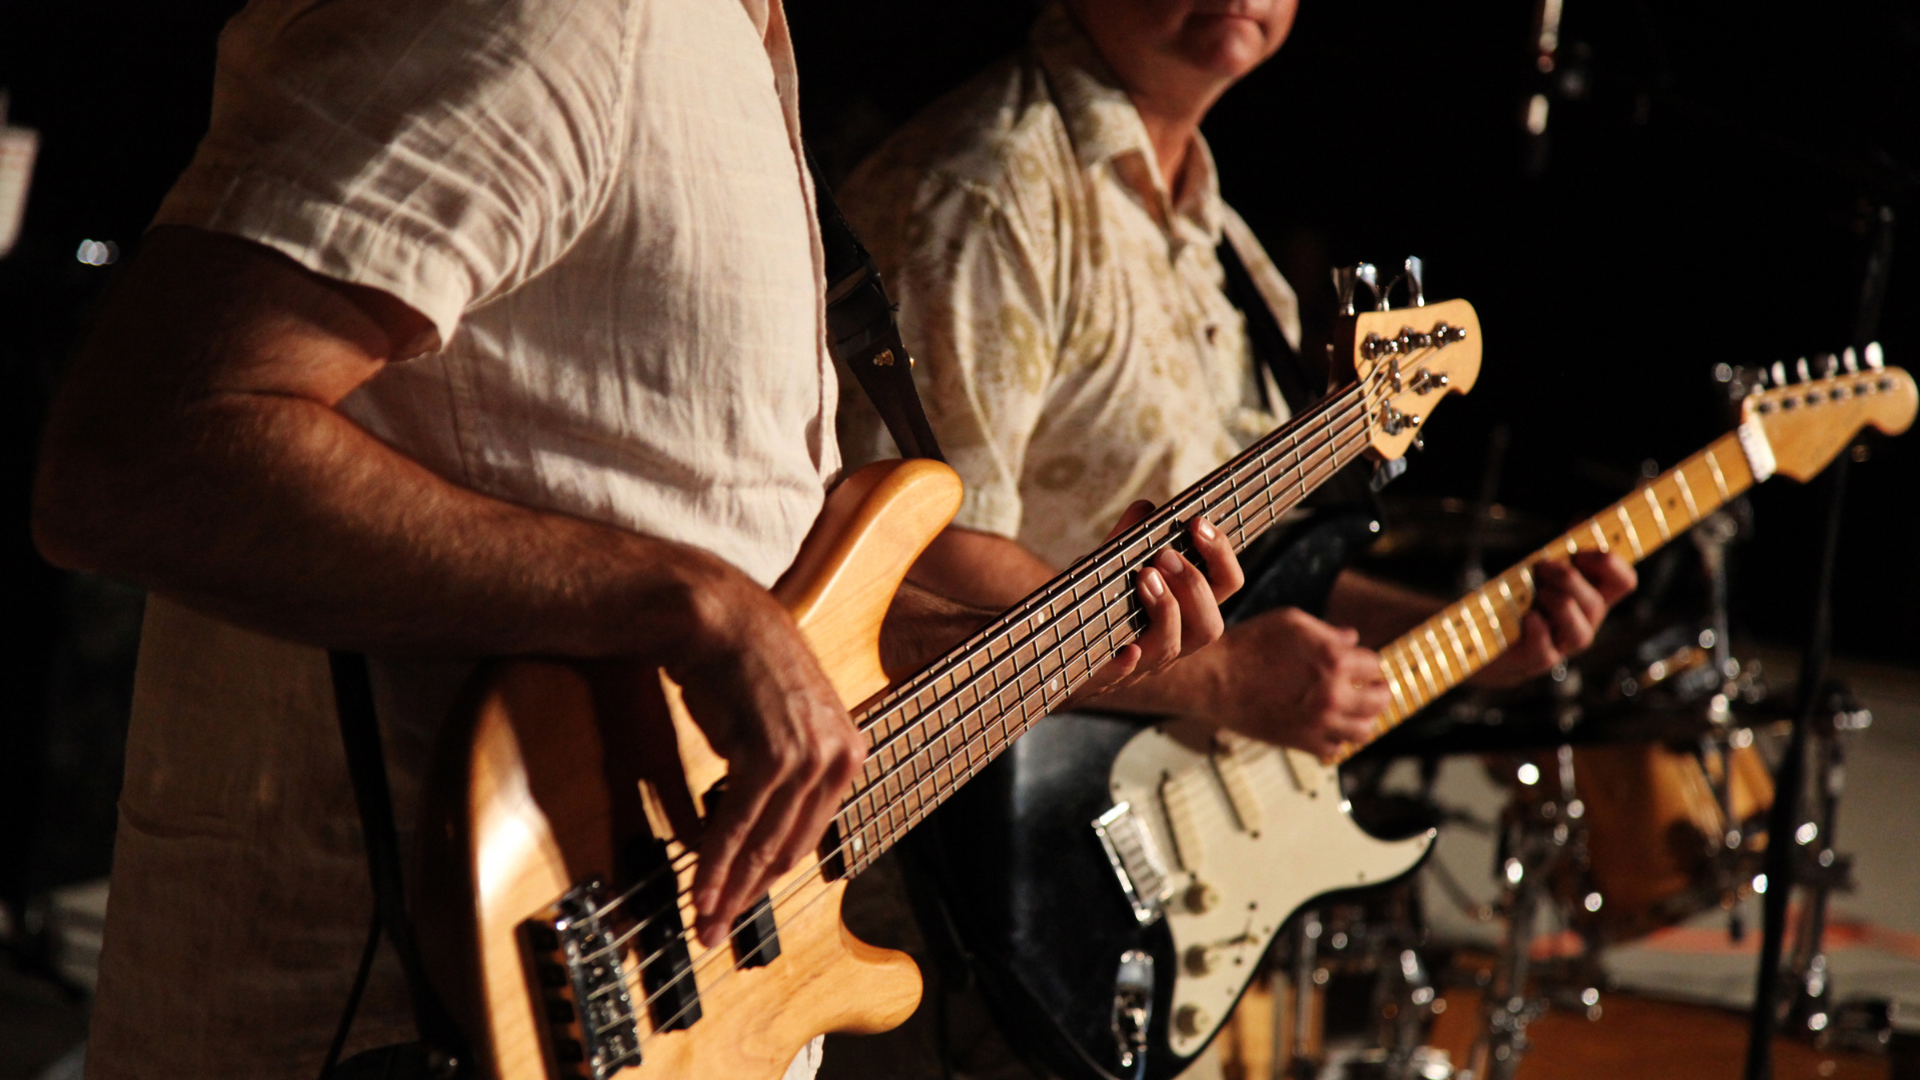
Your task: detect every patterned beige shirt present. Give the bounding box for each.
[839,4,1302,569]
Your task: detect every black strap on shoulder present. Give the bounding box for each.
[806,150,946,463]
[1217,236,1318,415]
[322,650,470,1080]
[1216,235,1385,515]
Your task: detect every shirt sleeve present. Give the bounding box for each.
[153,0,635,348]
[881,177,1060,540]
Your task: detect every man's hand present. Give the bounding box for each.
[1472,551,1636,688]
[668,577,864,948]
[904,503,1245,705]
[1077,501,1244,700]
[1206,608,1391,761]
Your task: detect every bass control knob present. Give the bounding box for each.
[1175,1004,1212,1038]
[1183,881,1220,914]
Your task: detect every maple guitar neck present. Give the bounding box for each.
[1344,430,1759,757]
[1338,343,1920,761]
[833,383,1377,877]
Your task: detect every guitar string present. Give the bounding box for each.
[563,386,1380,976]
[570,356,1431,993]
[561,401,1376,990]
[586,411,1382,1029]
[565,378,1381,944]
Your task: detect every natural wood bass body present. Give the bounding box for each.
[417,459,962,1080]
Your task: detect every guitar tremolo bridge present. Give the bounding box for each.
[1092,802,1174,924]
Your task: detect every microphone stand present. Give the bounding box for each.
[1741,202,1895,1080]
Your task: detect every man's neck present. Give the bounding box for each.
[1130,95,1203,206]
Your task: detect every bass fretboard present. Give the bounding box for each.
[832,381,1378,877]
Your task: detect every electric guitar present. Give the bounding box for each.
[411,292,1484,1079]
[912,353,1915,1080]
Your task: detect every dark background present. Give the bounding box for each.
[2,0,1916,930]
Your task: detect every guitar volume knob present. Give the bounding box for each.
[1175,1004,1212,1038]
[1183,881,1220,914]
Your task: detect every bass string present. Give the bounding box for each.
[843,344,1428,775]
[830,392,1380,832]
[827,420,1377,869]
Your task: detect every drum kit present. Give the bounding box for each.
[1213,461,1877,1080]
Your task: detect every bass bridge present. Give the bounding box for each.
[521,879,644,1080]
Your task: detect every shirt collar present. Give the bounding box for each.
[1031,3,1225,242]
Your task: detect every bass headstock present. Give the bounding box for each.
[1330,257,1483,462]
[1740,345,1916,481]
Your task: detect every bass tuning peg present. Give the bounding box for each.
[1842,347,1859,373]
[1333,263,1380,316]
[1403,256,1426,308]
[1817,353,1838,377]
[1771,361,1788,387]
[1796,356,1812,383]
[1865,342,1886,371]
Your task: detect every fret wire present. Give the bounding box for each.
[1614,505,1644,559]
[1643,484,1671,540]
[1704,448,1731,499]
[1672,465,1701,522]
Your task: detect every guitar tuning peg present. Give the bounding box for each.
[1842,347,1859,373]
[1795,357,1812,383]
[1865,342,1886,370]
[1333,263,1380,316]
[1403,256,1426,307]
[1771,361,1788,387]
[1817,353,1838,377]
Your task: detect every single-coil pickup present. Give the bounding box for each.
[1159,770,1210,873]
[1208,733,1269,835]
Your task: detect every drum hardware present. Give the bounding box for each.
[1272,886,1453,1080]
[1465,741,1584,1080]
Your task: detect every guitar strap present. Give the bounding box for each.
[1216,236,1384,622]
[809,149,947,464]
[319,153,943,1078]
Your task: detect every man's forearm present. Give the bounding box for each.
[32,230,754,662]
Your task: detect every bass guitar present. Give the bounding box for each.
[913,351,1915,1080]
[412,292,1484,1079]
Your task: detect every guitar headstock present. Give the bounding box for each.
[1741,345,1916,481]
[1330,257,1483,462]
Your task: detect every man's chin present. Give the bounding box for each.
[1177,19,1272,81]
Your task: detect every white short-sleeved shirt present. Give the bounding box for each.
[90,1,838,1076]
[837,4,1301,570]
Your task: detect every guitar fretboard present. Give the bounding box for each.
[1336,429,1760,761]
[833,382,1378,876]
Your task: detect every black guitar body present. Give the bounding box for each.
[915,713,1179,1080]
[909,509,1384,1080]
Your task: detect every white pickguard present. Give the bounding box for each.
[1105,720,1433,1057]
